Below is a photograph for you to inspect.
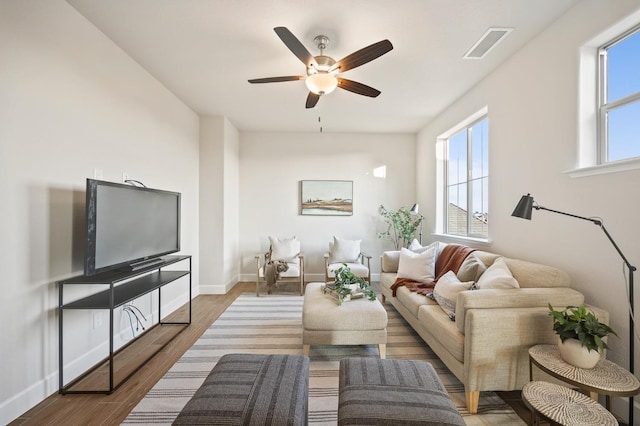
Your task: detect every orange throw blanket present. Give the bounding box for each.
[390,244,476,296]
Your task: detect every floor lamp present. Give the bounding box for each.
[410,203,424,244]
[512,193,636,425]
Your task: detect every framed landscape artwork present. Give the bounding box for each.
[300,180,353,216]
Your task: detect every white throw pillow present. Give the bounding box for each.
[475,257,520,289]
[433,271,474,320]
[408,239,437,254]
[269,236,300,264]
[408,239,422,251]
[397,247,436,283]
[329,236,361,263]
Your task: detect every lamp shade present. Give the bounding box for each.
[410,203,419,215]
[511,194,534,220]
[305,72,338,95]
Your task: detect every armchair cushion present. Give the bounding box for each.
[327,262,369,279]
[269,236,301,264]
[397,247,436,283]
[259,263,301,279]
[329,236,361,263]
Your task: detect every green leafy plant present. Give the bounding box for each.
[548,304,617,352]
[377,205,423,249]
[323,264,377,305]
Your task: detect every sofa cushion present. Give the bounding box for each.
[433,271,474,320]
[269,236,300,264]
[475,257,519,289]
[456,253,486,282]
[418,304,465,363]
[329,236,361,263]
[395,285,437,317]
[397,247,436,283]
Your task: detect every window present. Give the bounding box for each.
[443,116,489,239]
[598,25,640,164]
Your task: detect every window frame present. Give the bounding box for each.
[442,114,489,241]
[597,24,640,165]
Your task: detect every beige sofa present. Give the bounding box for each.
[379,244,607,414]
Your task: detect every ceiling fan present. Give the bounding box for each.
[248,27,393,109]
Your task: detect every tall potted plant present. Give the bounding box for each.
[377,205,423,249]
[548,304,617,369]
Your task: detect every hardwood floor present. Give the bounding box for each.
[14,281,614,426]
[10,282,255,426]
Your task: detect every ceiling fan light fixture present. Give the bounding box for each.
[305,72,338,95]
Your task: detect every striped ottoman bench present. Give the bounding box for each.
[338,358,465,426]
[174,353,309,425]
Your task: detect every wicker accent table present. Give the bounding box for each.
[522,381,618,426]
[529,344,640,410]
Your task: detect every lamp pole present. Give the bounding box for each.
[513,195,636,425]
[410,203,424,244]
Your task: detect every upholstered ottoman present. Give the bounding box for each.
[338,357,465,425]
[302,282,387,358]
[173,353,309,425]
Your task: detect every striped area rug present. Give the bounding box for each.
[123,292,524,425]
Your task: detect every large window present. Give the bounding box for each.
[598,26,640,164]
[444,116,488,239]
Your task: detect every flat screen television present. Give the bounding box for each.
[85,178,181,276]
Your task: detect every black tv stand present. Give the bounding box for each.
[130,257,166,271]
[58,255,191,394]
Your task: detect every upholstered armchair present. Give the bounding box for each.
[255,236,304,296]
[323,236,371,284]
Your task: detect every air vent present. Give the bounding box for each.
[464,27,513,59]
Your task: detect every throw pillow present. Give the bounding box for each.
[408,239,441,255]
[329,236,361,263]
[475,257,520,289]
[456,253,487,283]
[396,247,436,283]
[408,239,422,251]
[269,236,301,264]
[433,271,474,321]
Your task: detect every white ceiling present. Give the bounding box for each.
[66,0,578,133]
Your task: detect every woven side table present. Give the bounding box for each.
[529,344,640,410]
[522,381,618,426]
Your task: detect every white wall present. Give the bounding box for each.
[417,0,640,419]
[0,1,199,423]
[199,116,240,294]
[239,132,416,282]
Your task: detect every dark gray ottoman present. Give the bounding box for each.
[174,353,309,425]
[338,358,465,425]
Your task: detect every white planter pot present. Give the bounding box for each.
[557,337,601,369]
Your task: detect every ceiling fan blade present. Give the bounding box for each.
[248,76,305,84]
[306,92,320,109]
[274,27,317,68]
[332,39,393,73]
[337,78,381,97]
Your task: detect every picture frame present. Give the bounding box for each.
[300,180,353,216]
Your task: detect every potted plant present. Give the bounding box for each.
[377,205,423,250]
[323,264,377,305]
[548,303,617,369]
